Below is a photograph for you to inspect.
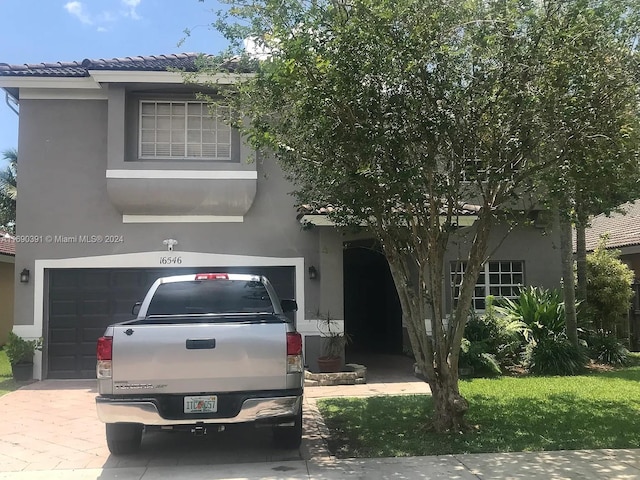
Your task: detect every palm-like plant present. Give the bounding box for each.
[0,149,17,200]
[495,286,587,375]
[0,148,17,232]
[495,286,566,343]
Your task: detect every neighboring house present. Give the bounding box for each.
[583,201,640,279]
[0,230,15,345]
[0,53,563,379]
[583,200,640,348]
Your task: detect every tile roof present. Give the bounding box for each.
[0,231,15,256]
[583,201,640,251]
[0,53,236,77]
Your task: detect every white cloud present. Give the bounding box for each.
[244,37,274,60]
[64,1,93,25]
[63,0,143,30]
[121,0,141,20]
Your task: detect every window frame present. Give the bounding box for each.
[450,260,525,310]
[138,100,232,161]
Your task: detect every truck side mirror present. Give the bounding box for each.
[131,302,142,316]
[281,299,298,313]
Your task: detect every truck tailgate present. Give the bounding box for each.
[111,321,288,394]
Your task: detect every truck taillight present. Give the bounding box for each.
[96,336,113,379]
[286,332,303,373]
[287,332,302,355]
[97,336,112,360]
[195,273,229,280]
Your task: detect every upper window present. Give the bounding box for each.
[451,260,524,310]
[139,101,232,160]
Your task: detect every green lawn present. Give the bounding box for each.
[0,349,19,397]
[317,367,640,457]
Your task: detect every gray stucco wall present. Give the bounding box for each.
[444,222,562,311]
[14,98,322,326]
[341,220,563,314]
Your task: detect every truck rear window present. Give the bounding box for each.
[146,280,275,316]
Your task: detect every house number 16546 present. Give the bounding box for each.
[159,256,182,265]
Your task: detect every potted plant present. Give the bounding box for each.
[5,332,42,381]
[316,314,351,373]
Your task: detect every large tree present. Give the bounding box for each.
[200,0,640,431]
[534,1,640,344]
[0,148,17,233]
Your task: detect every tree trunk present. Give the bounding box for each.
[385,252,469,433]
[575,210,588,304]
[430,367,469,432]
[383,210,492,433]
[559,211,579,346]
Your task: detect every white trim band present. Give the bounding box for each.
[122,215,244,224]
[106,170,258,180]
[88,71,250,84]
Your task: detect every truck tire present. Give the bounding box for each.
[106,423,143,455]
[273,407,303,449]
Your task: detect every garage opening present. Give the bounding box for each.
[47,266,295,379]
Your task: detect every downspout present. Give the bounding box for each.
[5,92,19,115]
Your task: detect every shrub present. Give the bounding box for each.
[5,332,42,366]
[495,286,566,342]
[459,338,502,377]
[525,334,588,375]
[586,331,629,366]
[481,296,525,365]
[585,237,634,335]
[460,299,523,376]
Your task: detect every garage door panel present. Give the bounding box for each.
[50,300,78,316]
[111,270,146,288]
[114,298,138,313]
[80,300,110,316]
[82,327,107,342]
[50,271,80,289]
[81,355,98,371]
[48,355,76,372]
[49,328,77,343]
[82,270,110,288]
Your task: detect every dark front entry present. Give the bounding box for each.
[47,265,295,379]
[343,240,402,355]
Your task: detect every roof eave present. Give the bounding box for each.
[88,70,251,84]
[299,214,478,228]
[0,76,101,90]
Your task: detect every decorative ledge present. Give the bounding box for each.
[304,364,367,386]
[105,170,257,217]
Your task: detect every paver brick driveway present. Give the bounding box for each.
[0,380,305,472]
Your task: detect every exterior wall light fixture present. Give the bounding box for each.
[308,266,318,280]
[20,268,30,284]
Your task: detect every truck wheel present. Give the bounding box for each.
[106,423,143,455]
[273,408,302,449]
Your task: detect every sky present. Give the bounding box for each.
[0,0,231,164]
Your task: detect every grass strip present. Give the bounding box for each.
[317,367,640,457]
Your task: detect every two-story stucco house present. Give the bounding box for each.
[0,53,563,380]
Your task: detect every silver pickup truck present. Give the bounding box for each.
[95,273,303,454]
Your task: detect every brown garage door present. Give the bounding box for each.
[47,266,295,379]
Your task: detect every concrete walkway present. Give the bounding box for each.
[0,379,638,479]
[0,449,638,479]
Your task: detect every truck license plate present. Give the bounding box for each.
[184,395,218,414]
